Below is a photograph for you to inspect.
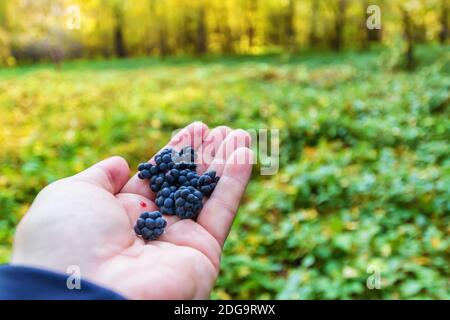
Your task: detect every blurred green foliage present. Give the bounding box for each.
[0,46,449,299]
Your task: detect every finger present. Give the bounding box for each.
[196,126,232,173]
[168,121,208,153]
[72,156,130,194]
[196,147,253,247]
[120,121,208,199]
[206,129,252,177]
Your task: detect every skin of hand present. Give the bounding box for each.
[11,122,253,299]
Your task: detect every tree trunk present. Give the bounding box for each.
[285,0,296,51]
[113,5,126,57]
[220,6,234,54]
[247,0,258,48]
[158,27,169,58]
[309,0,319,47]
[439,0,448,43]
[114,25,126,57]
[402,8,415,70]
[180,13,194,53]
[248,24,255,48]
[331,0,347,51]
[223,25,234,53]
[195,7,207,55]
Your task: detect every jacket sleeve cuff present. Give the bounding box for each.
[0,264,126,300]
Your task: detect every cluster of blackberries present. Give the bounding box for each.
[174,186,204,219]
[134,211,167,241]
[134,147,219,241]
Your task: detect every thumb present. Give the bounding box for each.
[73,156,130,194]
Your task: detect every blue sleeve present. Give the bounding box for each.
[0,265,126,300]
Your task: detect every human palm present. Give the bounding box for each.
[12,122,253,299]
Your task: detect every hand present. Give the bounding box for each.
[11,122,253,299]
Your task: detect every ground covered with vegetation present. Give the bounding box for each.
[0,46,449,299]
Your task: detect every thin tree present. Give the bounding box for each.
[195,6,207,55]
[247,0,258,49]
[401,6,415,70]
[285,0,296,52]
[331,0,347,51]
[220,4,234,54]
[309,0,320,47]
[439,0,448,43]
[112,1,126,57]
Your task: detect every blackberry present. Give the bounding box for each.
[137,162,160,179]
[198,170,220,197]
[155,186,177,215]
[154,148,176,172]
[173,169,200,188]
[137,148,176,181]
[173,161,197,171]
[135,145,220,224]
[174,186,204,219]
[149,171,177,192]
[134,211,167,241]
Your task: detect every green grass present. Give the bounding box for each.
[0,46,449,299]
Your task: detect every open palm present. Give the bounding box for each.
[12,122,253,299]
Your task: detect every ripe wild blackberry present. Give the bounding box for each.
[137,162,160,179]
[155,186,177,215]
[174,186,204,219]
[134,211,167,241]
[173,169,200,188]
[173,161,197,171]
[134,146,220,227]
[198,170,220,197]
[154,148,176,172]
[150,171,177,192]
[137,148,176,181]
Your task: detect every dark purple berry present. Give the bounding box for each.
[174,186,203,219]
[134,211,166,241]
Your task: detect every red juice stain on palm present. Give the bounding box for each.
[140,201,147,208]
